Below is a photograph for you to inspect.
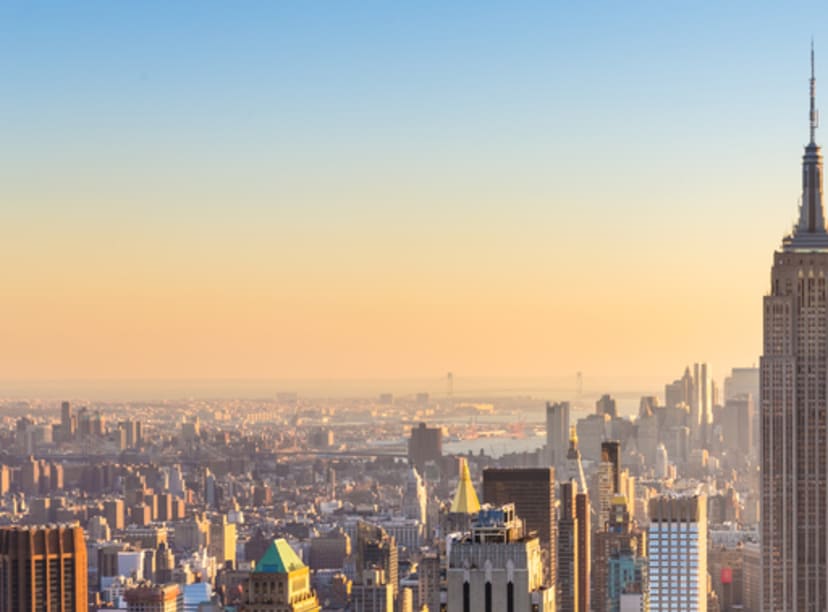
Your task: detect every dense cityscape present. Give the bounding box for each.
[0,362,759,611]
[6,4,828,612]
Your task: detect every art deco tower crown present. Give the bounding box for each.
[784,43,828,250]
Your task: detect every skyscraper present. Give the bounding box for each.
[447,504,554,612]
[0,524,88,612]
[692,363,713,446]
[762,47,828,611]
[596,441,621,531]
[407,423,442,471]
[546,401,570,474]
[558,480,590,612]
[648,494,707,612]
[482,467,557,588]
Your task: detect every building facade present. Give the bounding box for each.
[447,504,554,612]
[762,48,828,611]
[482,467,557,588]
[647,495,707,612]
[546,401,570,473]
[0,524,88,612]
[240,539,320,612]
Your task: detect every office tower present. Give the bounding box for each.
[596,394,618,418]
[558,480,590,612]
[708,545,744,611]
[593,496,646,612]
[664,367,693,409]
[546,401,570,472]
[60,401,74,441]
[239,539,320,611]
[597,441,621,531]
[125,584,183,612]
[0,524,88,612]
[407,423,442,471]
[723,367,760,401]
[692,363,713,445]
[559,429,591,611]
[762,48,828,611]
[576,414,609,462]
[351,568,395,612]
[418,552,441,612]
[742,542,761,612]
[309,528,351,571]
[402,466,427,524]
[209,515,237,569]
[575,491,591,610]
[482,467,556,588]
[655,443,669,479]
[721,394,754,458]
[354,522,398,603]
[447,504,555,612]
[648,494,707,612]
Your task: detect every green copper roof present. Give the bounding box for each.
[254,539,305,573]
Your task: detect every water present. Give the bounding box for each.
[443,433,545,459]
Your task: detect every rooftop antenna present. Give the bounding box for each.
[811,39,819,144]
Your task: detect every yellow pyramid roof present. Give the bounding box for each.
[450,458,481,514]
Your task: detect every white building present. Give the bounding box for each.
[648,494,707,611]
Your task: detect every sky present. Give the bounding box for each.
[0,2,826,394]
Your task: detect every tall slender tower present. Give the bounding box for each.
[762,45,828,611]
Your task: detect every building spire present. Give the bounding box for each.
[784,43,828,250]
[812,39,819,144]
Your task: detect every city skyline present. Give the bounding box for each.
[2,3,822,385]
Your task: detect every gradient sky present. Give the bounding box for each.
[1,2,826,388]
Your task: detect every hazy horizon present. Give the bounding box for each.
[0,371,751,403]
[0,2,809,382]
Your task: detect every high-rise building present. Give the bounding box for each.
[0,524,88,612]
[596,394,618,419]
[762,47,828,611]
[239,539,320,612]
[721,394,754,458]
[664,367,693,409]
[482,467,556,588]
[407,423,442,471]
[60,401,74,441]
[309,528,351,571]
[558,429,591,612]
[648,494,707,612]
[546,401,570,473]
[723,367,759,402]
[402,466,427,524]
[692,363,713,446]
[596,441,621,531]
[354,523,398,603]
[592,495,646,612]
[558,480,590,612]
[447,504,554,612]
[209,514,237,569]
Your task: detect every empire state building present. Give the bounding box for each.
[762,48,828,611]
